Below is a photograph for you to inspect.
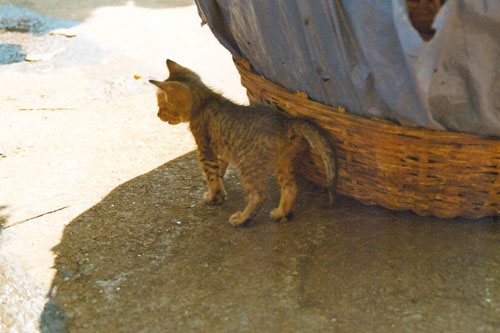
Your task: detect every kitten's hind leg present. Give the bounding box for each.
[229,175,269,226]
[270,155,298,223]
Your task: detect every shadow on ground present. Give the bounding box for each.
[0,0,194,65]
[0,4,80,65]
[40,151,500,332]
[0,0,193,22]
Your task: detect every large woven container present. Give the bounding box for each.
[233,57,500,219]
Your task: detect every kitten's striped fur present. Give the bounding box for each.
[150,59,337,226]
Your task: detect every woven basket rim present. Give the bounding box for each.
[234,57,499,143]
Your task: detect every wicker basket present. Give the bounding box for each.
[233,57,500,219]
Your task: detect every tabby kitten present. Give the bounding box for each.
[150,59,337,226]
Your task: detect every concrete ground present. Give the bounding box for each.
[1,1,500,332]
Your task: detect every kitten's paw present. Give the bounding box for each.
[204,189,225,205]
[270,208,291,223]
[229,211,250,226]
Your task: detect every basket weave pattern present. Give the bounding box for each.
[233,57,500,219]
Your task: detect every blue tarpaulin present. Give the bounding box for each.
[195,0,500,137]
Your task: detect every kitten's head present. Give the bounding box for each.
[149,59,200,125]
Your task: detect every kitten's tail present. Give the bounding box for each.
[293,120,338,204]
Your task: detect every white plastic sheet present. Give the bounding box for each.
[196,0,500,136]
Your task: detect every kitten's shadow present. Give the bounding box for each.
[38,150,336,331]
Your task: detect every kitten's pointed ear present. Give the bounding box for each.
[166,59,188,75]
[149,79,170,91]
[149,80,190,96]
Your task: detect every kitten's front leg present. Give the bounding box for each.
[198,147,226,205]
[218,159,229,178]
